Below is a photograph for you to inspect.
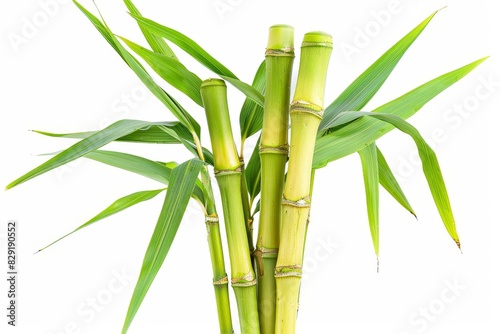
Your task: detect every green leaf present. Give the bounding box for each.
[313,57,487,168]
[239,60,266,141]
[245,135,262,209]
[129,13,265,106]
[7,120,170,189]
[33,122,190,144]
[84,150,205,203]
[377,147,416,218]
[319,10,439,133]
[122,0,178,59]
[325,111,461,248]
[130,13,237,78]
[73,1,200,136]
[122,159,204,333]
[358,143,379,257]
[37,189,165,253]
[120,37,203,106]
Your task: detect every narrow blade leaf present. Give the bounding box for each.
[122,0,178,59]
[319,10,439,133]
[313,57,487,168]
[122,159,204,333]
[359,143,380,257]
[239,60,266,140]
[37,189,165,252]
[7,120,168,189]
[245,135,262,208]
[324,111,461,248]
[73,1,200,135]
[120,37,203,106]
[377,147,416,218]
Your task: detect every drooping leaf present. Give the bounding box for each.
[120,37,203,106]
[84,150,205,203]
[122,0,178,59]
[37,189,165,253]
[376,147,416,218]
[319,10,440,133]
[323,111,461,248]
[313,57,487,169]
[122,159,204,333]
[240,60,266,141]
[7,120,172,189]
[130,13,265,106]
[72,1,200,136]
[358,143,380,257]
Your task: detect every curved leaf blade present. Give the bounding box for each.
[37,189,165,253]
[72,1,200,135]
[120,37,203,106]
[240,60,266,141]
[245,135,262,208]
[377,147,416,218]
[313,57,487,168]
[122,159,204,333]
[220,75,264,108]
[325,111,461,248]
[122,0,177,59]
[319,10,439,133]
[359,143,379,257]
[7,120,168,189]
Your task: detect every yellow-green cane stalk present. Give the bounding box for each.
[200,166,234,334]
[256,24,294,334]
[201,79,260,334]
[274,32,332,334]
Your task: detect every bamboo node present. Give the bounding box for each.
[214,167,242,176]
[290,101,324,119]
[275,265,303,278]
[205,215,219,225]
[231,271,257,287]
[213,275,229,285]
[282,197,311,208]
[265,48,295,57]
[301,41,333,48]
[259,144,289,155]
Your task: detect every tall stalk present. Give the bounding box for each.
[201,79,260,334]
[256,24,294,334]
[274,32,332,334]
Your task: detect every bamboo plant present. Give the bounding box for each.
[6,1,486,333]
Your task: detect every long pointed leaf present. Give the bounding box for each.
[240,60,266,141]
[122,159,204,333]
[37,189,165,252]
[377,147,416,218]
[245,135,262,209]
[120,37,203,106]
[73,1,200,136]
[122,0,178,59]
[7,120,170,189]
[324,111,461,248]
[313,57,487,168]
[319,10,439,133]
[359,143,379,257]
[130,13,265,106]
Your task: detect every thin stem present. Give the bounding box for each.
[275,32,332,334]
[256,24,294,334]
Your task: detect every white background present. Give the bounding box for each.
[1,0,499,333]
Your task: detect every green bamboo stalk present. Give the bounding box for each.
[201,79,260,334]
[274,32,332,334]
[256,24,294,334]
[200,165,234,334]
